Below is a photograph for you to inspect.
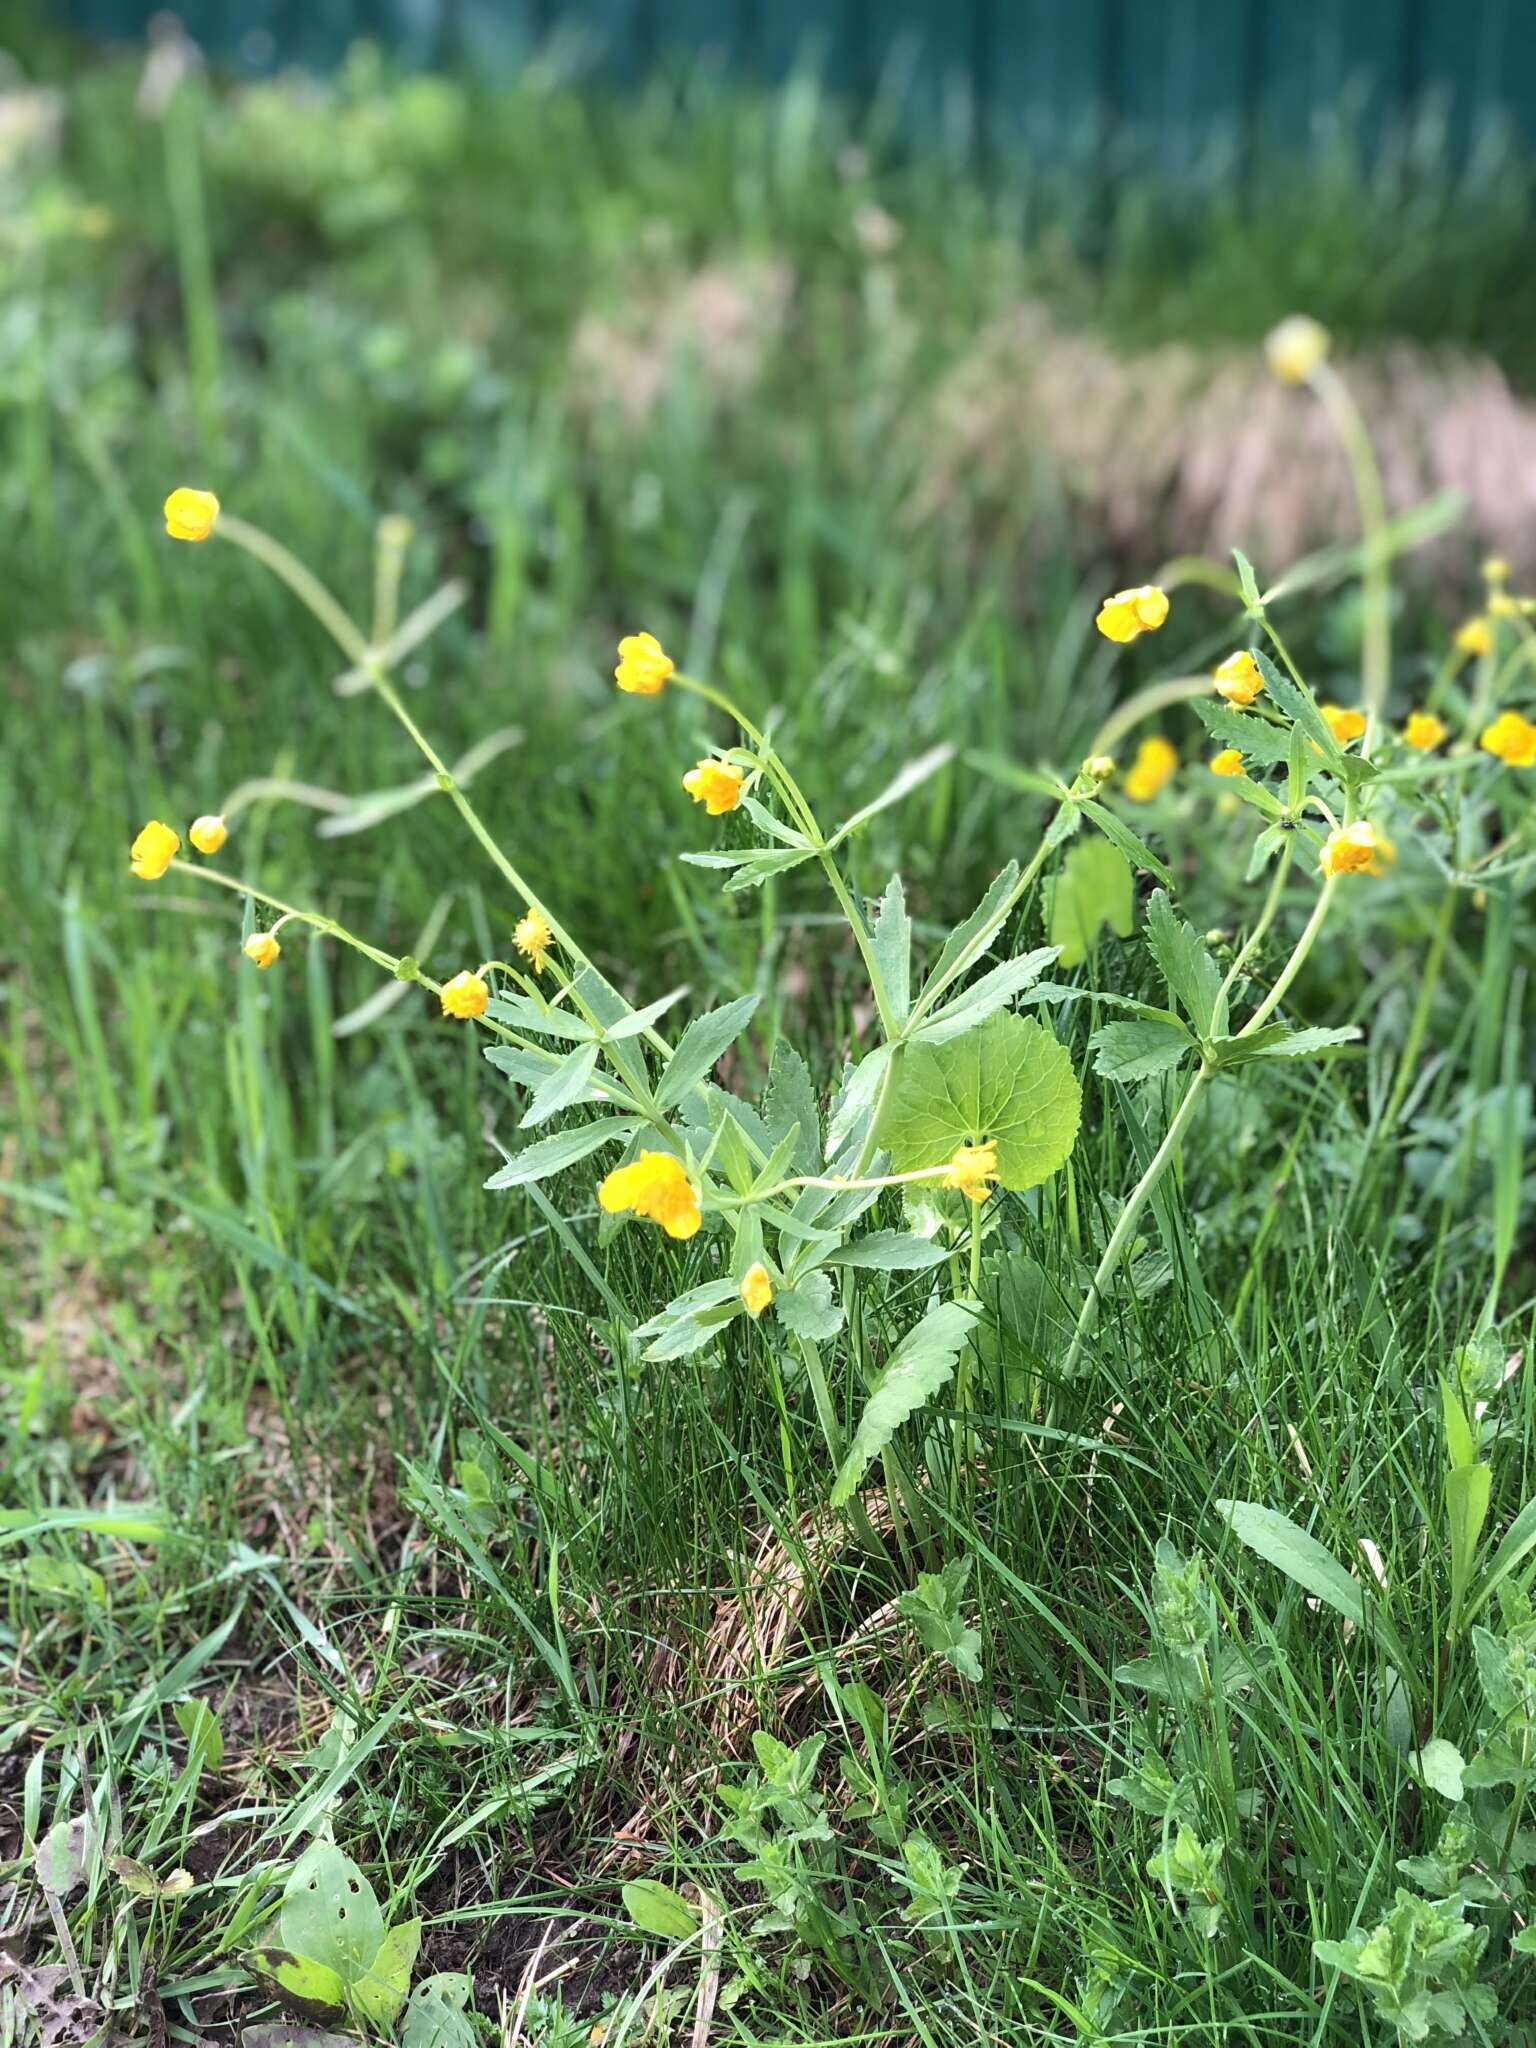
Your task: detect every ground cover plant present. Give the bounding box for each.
[5,24,1536,2048]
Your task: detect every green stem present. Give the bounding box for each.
[1063,1063,1211,1376]
[1214,836,1295,1012]
[1242,875,1339,1036]
[1311,362,1392,745]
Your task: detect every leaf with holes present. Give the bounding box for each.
[876,1011,1080,1193]
[400,1977,476,2048]
[350,1918,421,2031]
[279,1843,385,1990]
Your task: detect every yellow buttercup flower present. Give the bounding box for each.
[1320,703,1367,746]
[1209,749,1245,777]
[740,1263,773,1316]
[514,907,553,976]
[243,932,281,969]
[682,758,745,816]
[1480,710,1536,768]
[1265,314,1330,385]
[189,814,227,855]
[1319,822,1393,878]
[1213,650,1263,707]
[1402,711,1447,753]
[1095,585,1169,645]
[129,819,180,880]
[598,1151,701,1240]
[614,631,673,695]
[1122,736,1178,803]
[942,1139,999,1204]
[440,970,490,1020]
[163,487,220,542]
[1454,617,1494,658]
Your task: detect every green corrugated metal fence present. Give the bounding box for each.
[59,0,1535,156]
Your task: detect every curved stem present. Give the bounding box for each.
[1063,1064,1211,1375]
[1088,676,1216,760]
[1214,836,1295,1011]
[1310,363,1392,745]
[1242,875,1338,1036]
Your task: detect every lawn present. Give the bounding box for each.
[4,21,1536,2048]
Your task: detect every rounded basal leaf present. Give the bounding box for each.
[877,1012,1081,1192]
[279,1843,385,1989]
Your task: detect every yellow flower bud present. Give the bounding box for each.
[1209,749,1245,777]
[740,1262,774,1316]
[514,907,552,976]
[1213,650,1263,707]
[682,758,745,816]
[1454,617,1495,657]
[1488,593,1518,620]
[243,932,281,969]
[189,813,227,855]
[1480,710,1536,768]
[1084,754,1117,783]
[1482,555,1509,586]
[1264,315,1330,385]
[163,487,220,542]
[1320,703,1367,746]
[1095,585,1169,645]
[598,1151,701,1240]
[1402,711,1447,753]
[1122,736,1178,803]
[440,970,490,1019]
[1319,822,1393,878]
[614,630,673,695]
[129,819,181,880]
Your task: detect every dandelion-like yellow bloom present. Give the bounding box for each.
[1213,650,1263,708]
[1320,703,1367,746]
[682,758,745,816]
[1123,736,1178,803]
[1265,314,1331,385]
[514,907,552,976]
[740,1263,773,1316]
[614,631,673,695]
[440,970,490,1020]
[1480,710,1536,768]
[1319,822,1393,878]
[163,487,220,542]
[243,932,281,969]
[1095,586,1169,645]
[1402,711,1447,753]
[129,819,180,880]
[942,1139,999,1204]
[598,1151,701,1240]
[189,814,227,855]
[1454,617,1494,658]
[1209,749,1245,777]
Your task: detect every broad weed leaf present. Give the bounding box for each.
[279,1843,385,1989]
[877,1012,1081,1193]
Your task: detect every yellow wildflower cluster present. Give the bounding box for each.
[598,1151,701,1240]
[163,487,220,542]
[1265,315,1330,386]
[1214,651,1263,707]
[682,758,744,815]
[1123,736,1178,803]
[740,1263,774,1316]
[1095,586,1169,645]
[440,970,490,1019]
[1319,822,1393,879]
[515,907,553,976]
[943,1139,999,1204]
[1481,711,1536,768]
[614,631,673,695]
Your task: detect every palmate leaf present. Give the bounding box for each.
[483,1116,640,1189]
[876,1011,1081,1193]
[831,1301,979,1506]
